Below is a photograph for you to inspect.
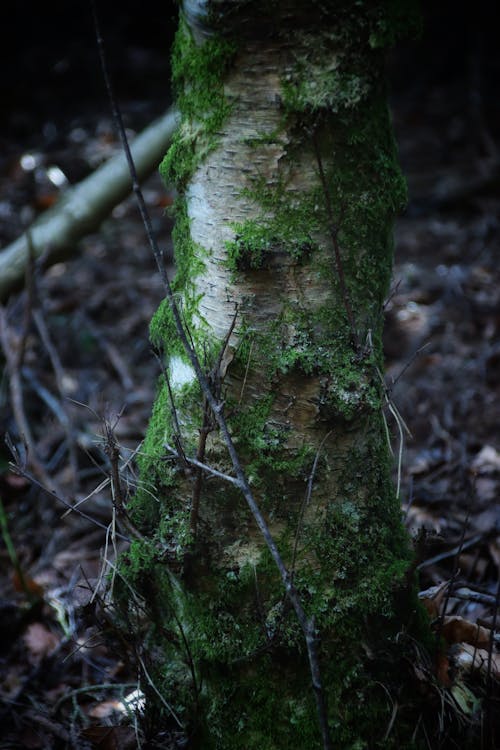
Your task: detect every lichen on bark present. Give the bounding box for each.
[117,2,424,747]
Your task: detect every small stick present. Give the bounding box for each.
[7,459,129,542]
[164,443,239,486]
[32,307,79,484]
[0,308,59,494]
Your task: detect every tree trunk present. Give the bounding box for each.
[119,2,422,747]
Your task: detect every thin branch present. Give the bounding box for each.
[164,443,239,486]
[102,417,145,541]
[190,307,238,536]
[417,533,483,570]
[189,403,211,536]
[7,459,129,542]
[388,342,430,391]
[214,303,238,383]
[0,308,60,494]
[0,112,179,301]
[32,307,79,484]
[238,336,254,405]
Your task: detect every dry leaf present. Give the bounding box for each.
[12,571,44,598]
[419,580,449,618]
[441,616,491,648]
[24,623,59,662]
[455,643,500,679]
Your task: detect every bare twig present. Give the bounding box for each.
[451,586,498,608]
[238,336,254,405]
[0,307,60,494]
[164,443,239,486]
[213,303,238,386]
[152,346,184,456]
[189,403,211,536]
[32,306,79,483]
[190,307,238,536]
[417,533,483,570]
[7,458,129,542]
[0,111,180,301]
[374,361,411,499]
[438,506,471,621]
[388,342,430,391]
[103,417,144,541]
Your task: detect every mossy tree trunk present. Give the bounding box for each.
[120,2,422,748]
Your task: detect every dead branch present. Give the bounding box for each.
[8,461,130,542]
[0,107,180,301]
[0,306,60,494]
[32,307,79,484]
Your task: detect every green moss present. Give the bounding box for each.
[153,20,236,359]
[225,218,314,272]
[159,19,236,190]
[149,198,208,359]
[226,392,313,493]
[280,0,420,114]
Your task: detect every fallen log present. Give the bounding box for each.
[0,107,180,301]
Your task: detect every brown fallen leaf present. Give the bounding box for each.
[454,642,500,679]
[441,615,491,648]
[419,580,449,619]
[24,622,60,662]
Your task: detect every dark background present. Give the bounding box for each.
[1,1,499,148]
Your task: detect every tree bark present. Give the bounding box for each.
[119,2,422,748]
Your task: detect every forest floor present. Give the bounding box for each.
[1,38,500,750]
